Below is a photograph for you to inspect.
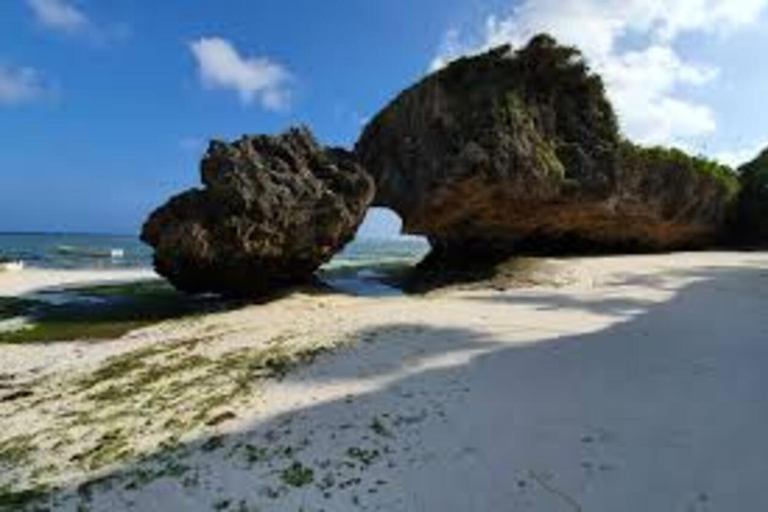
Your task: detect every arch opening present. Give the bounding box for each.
[320,208,430,294]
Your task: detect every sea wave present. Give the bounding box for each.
[321,256,417,271]
[0,233,427,271]
[54,245,125,259]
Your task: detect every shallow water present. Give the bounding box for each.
[0,233,430,295]
[0,233,151,270]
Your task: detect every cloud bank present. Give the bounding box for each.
[432,0,768,147]
[190,37,291,110]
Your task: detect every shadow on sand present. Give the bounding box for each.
[0,279,342,344]
[5,263,768,511]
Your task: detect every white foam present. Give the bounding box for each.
[0,260,24,272]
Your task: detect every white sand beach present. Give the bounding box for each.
[1,251,768,511]
[0,267,157,297]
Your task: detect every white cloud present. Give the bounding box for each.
[715,141,768,167]
[432,0,768,147]
[600,45,718,143]
[27,0,88,34]
[0,65,47,106]
[190,37,291,110]
[26,0,130,44]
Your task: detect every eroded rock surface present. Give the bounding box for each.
[356,35,737,258]
[142,127,374,296]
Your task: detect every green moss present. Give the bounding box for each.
[346,447,380,467]
[242,444,269,466]
[0,297,40,321]
[91,354,212,404]
[0,319,148,344]
[69,280,175,299]
[0,485,48,511]
[370,417,392,438]
[0,434,36,468]
[504,92,528,125]
[201,435,225,453]
[213,499,232,511]
[502,92,566,180]
[0,329,347,503]
[122,458,191,492]
[536,143,566,179]
[212,341,329,389]
[279,461,314,487]
[75,345,161,392]
[0,280,228,344]
[71,429,134,471]
[234,501,260,512]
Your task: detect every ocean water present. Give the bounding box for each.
[0,232,430,273]
[325,237,430,272]
[0,233,152,269]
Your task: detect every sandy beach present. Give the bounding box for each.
[0,267,157,298]
[1,251,768,511]
[6,0,768,510]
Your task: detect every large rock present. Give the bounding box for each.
[356,35,737,258]
[141,127,374,296]
[732,147,768,245]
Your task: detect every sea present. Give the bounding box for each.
[0,233,430,285]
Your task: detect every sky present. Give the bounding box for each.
[1,0,768,236]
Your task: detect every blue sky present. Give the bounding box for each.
[1,1,768,235]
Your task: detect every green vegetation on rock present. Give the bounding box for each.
[620,142,740,199]
[357,33,737,254]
